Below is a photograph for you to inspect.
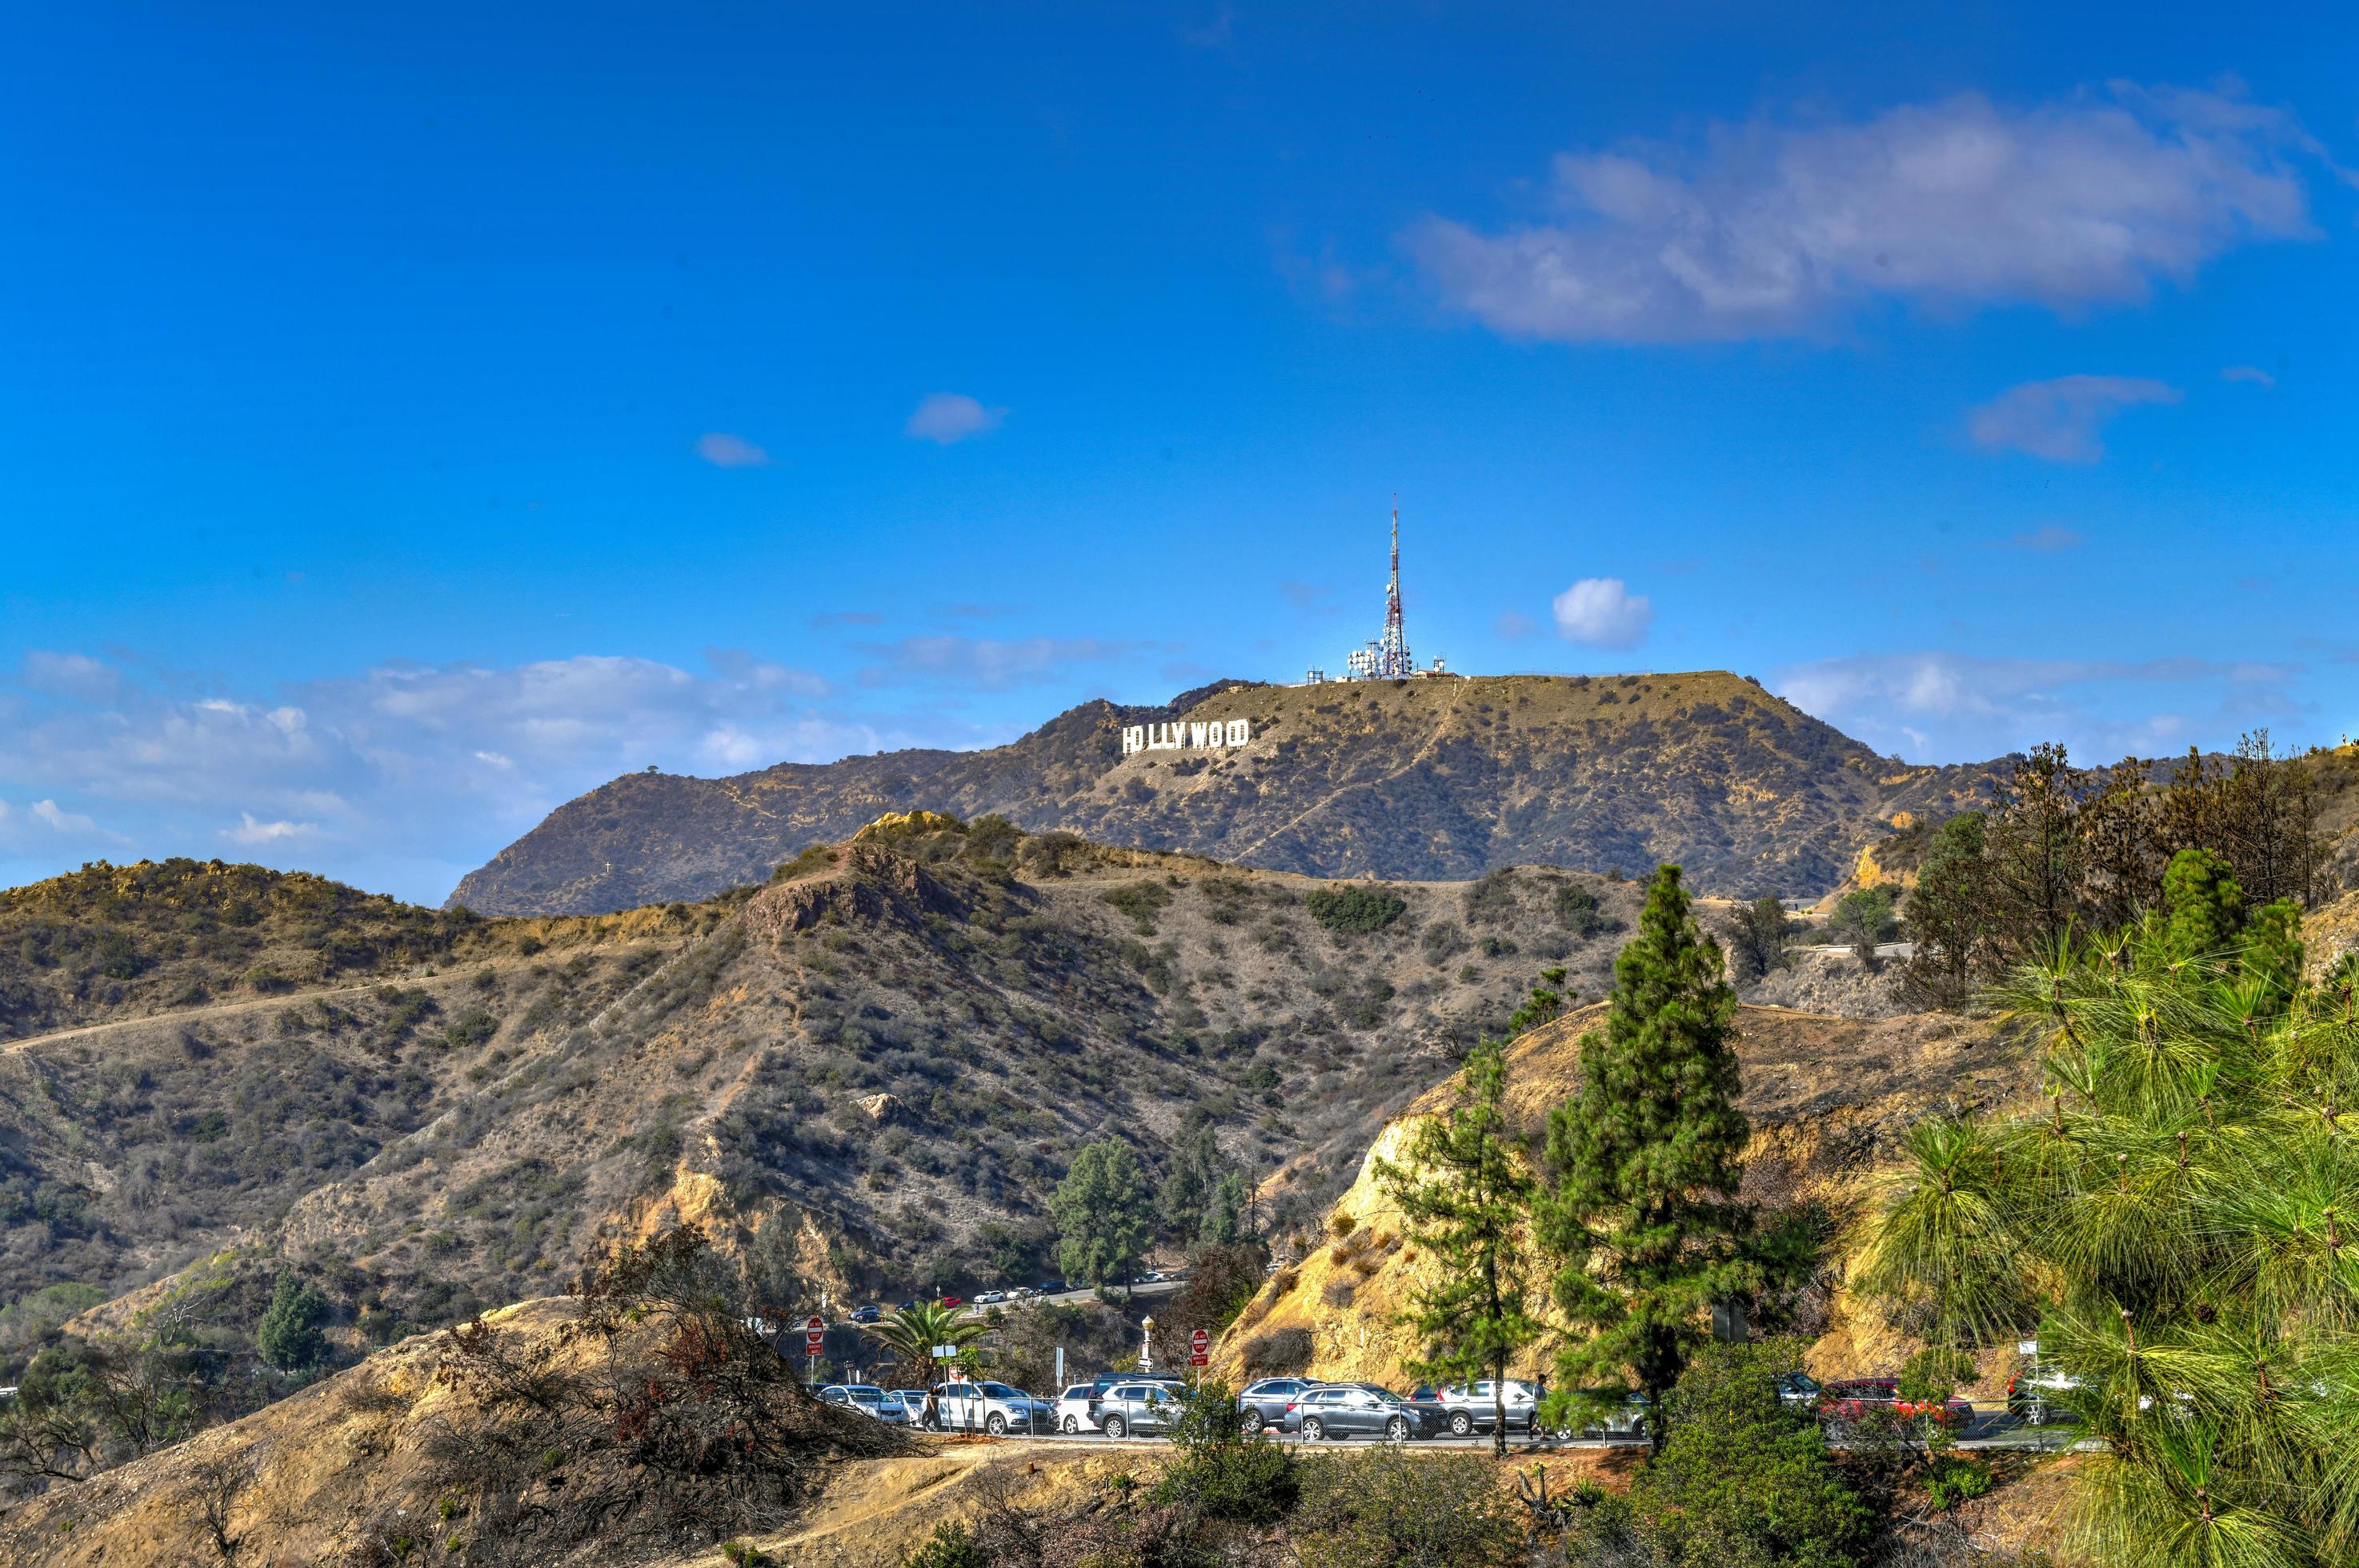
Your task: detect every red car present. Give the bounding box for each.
[1817,1378,1972,1432]
[937,1297,964,1310]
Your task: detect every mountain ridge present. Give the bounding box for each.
[450,670,2001,916]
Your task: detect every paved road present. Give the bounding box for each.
[911,1420,2091,1454]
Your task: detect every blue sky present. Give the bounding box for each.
[4,2,2357,901]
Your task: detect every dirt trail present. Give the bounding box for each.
[0,982,387,1058]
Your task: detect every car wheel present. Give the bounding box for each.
[986,1413,1007,1436]
[1301,1417,1325,1441]
[1061,1415,1079,1434]
[1104,1415,1127,1439]
[1386,1415,1410,1442]
[1242,1410,1266,1435]
[1448,1411,1473,1437]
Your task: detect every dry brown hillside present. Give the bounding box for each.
[450,672,1999,915]
[1219,1002,2034,1391]
[0,823,1684,1363]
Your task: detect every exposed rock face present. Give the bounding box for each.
[449,673,2001,915]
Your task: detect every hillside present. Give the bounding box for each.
[1220,1001,2035,1391]
[0,825,1693,1363]
[449,672,1998,915]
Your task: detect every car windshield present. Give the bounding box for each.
[983,1383,1021,1398]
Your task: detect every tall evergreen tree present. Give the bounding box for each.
[1538,864,1752,1454]
[1051,1137,1151,1292]
[1903,810,1993,1009]
[1375,1035,1540,1457]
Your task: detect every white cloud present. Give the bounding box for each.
[0,648,960,902]
[1774,650,2298,763]
[695,432,771,468]
[1551,578,1654,649]
[904,393,1007,445]
[2221,364,2278,388]
[1406,83,2325,343]
[222,813,322,846]
[1967,375,2181,462]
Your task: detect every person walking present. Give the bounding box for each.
[922,1386,941,1433]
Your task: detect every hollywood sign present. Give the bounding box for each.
[1122,718,1252,755]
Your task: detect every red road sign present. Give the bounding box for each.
[1189,1329,1210,1367]
[804,1315,826,1355]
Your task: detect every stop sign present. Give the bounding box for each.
[804,1315,826,1355]
[1190,1329,1210,1366]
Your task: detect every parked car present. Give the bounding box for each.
[1239,1376,1324,1434]
[1053,1383,1098,1434]
[1774,1372,1823,1412]
[2006,1367,2088,1426]
[931,1380,1058,1435]
[1092,1380,1192,1438]
[818,1386,910,1426]
[848,1304,883,1324]
[889,1389,931,1424]
[938,1296,965,1310]
[1281,1384,1443,1442]
[1035,1280,1067,1296]
[1436,1379,1541,1436]
[1818,1378,1973,1433]
[1576,1392,1652,1439]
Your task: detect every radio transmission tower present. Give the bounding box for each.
[1348,502,1416,679]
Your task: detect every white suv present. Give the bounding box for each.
[932,1380,1057,1435]
[1436,1379,1540,1436]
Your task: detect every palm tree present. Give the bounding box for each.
[1856,884,2359,1568]
[859,1302,990,1389]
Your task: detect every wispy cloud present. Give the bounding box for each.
[855,635,1147,690]
[0,650,965,900]
[694,432,771,468]
[905,393,1007,445]
[810,610,887,630]
[1495,610,1537,640]
[1967,375,2181,462]
[1280,580,1339,616]
[1406,83,2326,343]
[1996,526,2087,553]
[2221,364,2278,388]
[1552,578,1653,649]
[1775,650,2300,763]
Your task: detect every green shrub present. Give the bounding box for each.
[1293,1447,1523,1567]
[442,1006,499,1050]
[1154,1378,1298,1523]
[1926,1454,1993,1510]
[900,1521,984,1568]
[1304,886,1406,936]
[1628,1339,1870,1568]
[1102,881,1173,934]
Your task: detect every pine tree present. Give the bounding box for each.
[1858,916,2359,1568]
[1537,864,1752,1454]
[256,1270,328,1373]
[1052,1137,1151,1293]
[1375,1035,1540,1457]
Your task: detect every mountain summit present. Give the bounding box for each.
[449,671,1989,916]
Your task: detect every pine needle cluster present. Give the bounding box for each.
[1858,900,2359,1568]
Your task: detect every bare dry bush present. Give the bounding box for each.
[327,1226,904,1566]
